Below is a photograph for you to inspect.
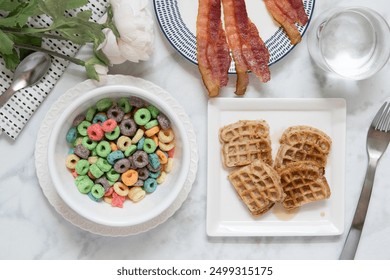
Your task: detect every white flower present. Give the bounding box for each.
[99,0,155,65]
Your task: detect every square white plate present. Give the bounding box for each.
[207,98,346,236]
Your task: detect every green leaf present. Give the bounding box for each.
[0,0,23,12]
[0,29,14,54]
[65,0,89,10]
[38,0,67,19]
[1,49,20,71]
[0,0,41,27]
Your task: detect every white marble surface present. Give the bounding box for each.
[1,0,390,259]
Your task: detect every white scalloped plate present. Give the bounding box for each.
[35,75,198,236]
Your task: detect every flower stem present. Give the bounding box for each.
[15,43,85,66]
[1,27,67,41]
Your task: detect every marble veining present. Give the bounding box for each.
[1,0,390,259]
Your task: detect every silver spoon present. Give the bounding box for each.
[0,52,51,108]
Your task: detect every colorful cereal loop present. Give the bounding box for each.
[159,141,175,152]
[96,98,113,111]
[143,178,157,193]
[65,154,80,169]
[157,171,167,184]
[87,123,104,141]
[143,138,157,154]
[134,108,151,126]
[117,135,132,151]
[145,126,160,137]
[156,149,168,164]
[91,184,105,199]
[158,129,174,144]
[128,186,146,202]
[101,119,117,132]
[75,159,90,175]
[96,141,111,158]
[113,182,129,196]
[121,169,138,186]
[77,120,91,136]
[131,128,144,144]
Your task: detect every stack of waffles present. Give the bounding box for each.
[219,121,332,216]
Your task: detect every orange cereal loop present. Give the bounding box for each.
[152,135,159,146]
[110,141,118,151]
[121,169,139,186]
[156,149,168,164]
[145,126,160,137]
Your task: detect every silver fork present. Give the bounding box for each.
[340,102,390,259]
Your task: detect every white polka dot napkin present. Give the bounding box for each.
[0,0,108,140]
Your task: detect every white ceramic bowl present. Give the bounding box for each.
[47,83,191,227]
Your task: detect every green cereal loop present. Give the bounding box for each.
[96,98,113,111]
[105,126,120,140]
[143,138,157,154]
[96,158,112,172]
[75,176,94,194]
[85,106,96,122]
[118,97,132,113]
[144,120,158,130]
[82,136,97,150]
[75,159,90,175]
[106,169,120,182]
[77,120,91,136]
[147,105,160,119]
[96,141,111,158]
[107,178,116,186]
[124,144,137,157]
[91,149,98,156]
[89,163,104,179]
[75,175,88,185]
[91,184,105,199]
[134,108,151,126]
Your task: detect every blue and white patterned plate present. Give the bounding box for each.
[154,0,315,73]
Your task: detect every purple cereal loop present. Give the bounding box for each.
[133,179,144,187]
[113,158,131,174]
[120,118,137,137]
[127,155,137,169]
[107,105,125,123]
[129,96,147,108]
[74,144,90,159]
[157,113,171,130]
[72,114,85,127]
[95,177,111,191]
[133,150,149,168]
[137,167,149,180]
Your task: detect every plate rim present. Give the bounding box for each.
[153,0,316,73]
[206,97,346,237]
[34,75,199,236]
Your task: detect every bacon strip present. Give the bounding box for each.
[222,0,270,95]
[264,0,308,45]
[196,0,231,97]
[288,0,308,26]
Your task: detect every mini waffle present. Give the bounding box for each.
[228,160,284,216]
[278,161,331,210]
[219,120,272,167]
[279,125,332,156]
[274,144,329,170]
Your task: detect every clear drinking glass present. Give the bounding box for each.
[307,7,390,80]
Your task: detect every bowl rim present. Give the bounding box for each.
[47,83,191,227]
